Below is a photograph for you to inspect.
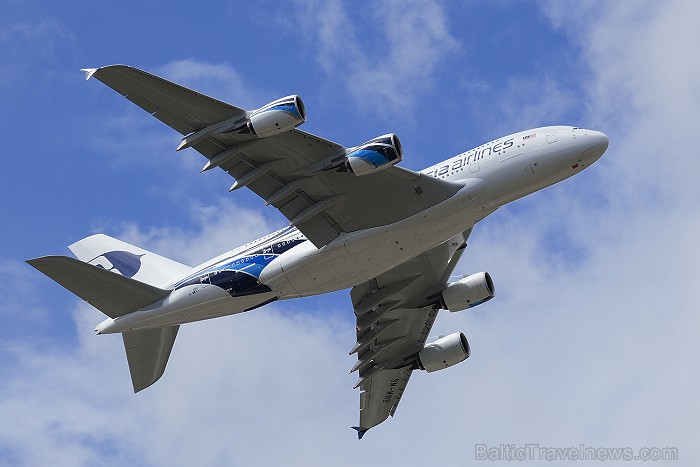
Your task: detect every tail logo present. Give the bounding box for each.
[88,251,145,278]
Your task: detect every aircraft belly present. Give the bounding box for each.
[179,291,277,323]
[270,192,485,297]
[284,246,371,296]
[97,285,276,332]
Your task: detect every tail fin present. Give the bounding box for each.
[68,234,191,288]
[28,254,181,393]
[123,326,179,392]
[28,233,192,393]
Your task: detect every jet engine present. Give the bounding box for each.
[441,272,495,312]
[346,133,403,176]
[417,332,471,373]
[245,95,306,137]
[177,95,306,153]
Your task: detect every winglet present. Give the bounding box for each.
[351,426,368,440]
[80,68,99,80]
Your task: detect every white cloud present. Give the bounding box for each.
[1,195,357,466]
[291,0,459,117]
[0,19,75,88]
[6,2,700,465]
[83,58,265,173]
[0,19,74,57]
[540,0,700,222]
[0,300,356,466]
[156,59,264,110]
[110,197,281,266]
[444,0,700,462]
[0,261,48,329]
[466,75,578,135]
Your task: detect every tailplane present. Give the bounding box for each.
[28,234,193,393]
[27,255,170,318]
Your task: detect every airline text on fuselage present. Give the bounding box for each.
[426,138,515,178]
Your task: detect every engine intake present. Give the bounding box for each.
[246,95,306,137]
[346,133,403,176]
[441,272,495,312]
[418,332,471,373]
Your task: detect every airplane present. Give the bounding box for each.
[28,65,609,439]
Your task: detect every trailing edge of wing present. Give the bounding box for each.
[348,230,474,434]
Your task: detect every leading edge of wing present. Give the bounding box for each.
[84,64,246,135]
[82,64,468,250]
[225,131,466,248]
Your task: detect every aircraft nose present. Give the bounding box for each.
[590,130,609,153]
[576,128,609,163]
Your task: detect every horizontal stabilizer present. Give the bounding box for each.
[27,255,170,318]
[123,325,179,392]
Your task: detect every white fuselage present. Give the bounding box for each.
[96,126,608,334]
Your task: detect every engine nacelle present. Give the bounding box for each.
[247,95,306,137]
[418,332,470,373]
[346,133,403,176]
[441,272,495,312]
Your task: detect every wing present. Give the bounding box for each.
[85,65,463,248]
[82,65,245,135]
[349,229,473,438]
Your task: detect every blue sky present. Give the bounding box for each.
[2,1,699,466]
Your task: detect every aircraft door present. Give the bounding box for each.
[469,159,480,173]
[262,245,274,260]
[199,273,210,288]
[546,131,558,144]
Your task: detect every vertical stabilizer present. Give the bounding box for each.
[123,326,180,392]
[69,234,191,287]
